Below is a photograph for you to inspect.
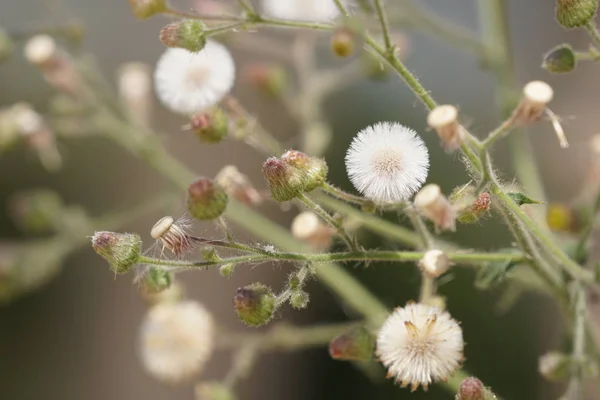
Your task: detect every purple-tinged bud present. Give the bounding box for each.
[543,44,576,73]
[262,157,305,202]
[556,0,597,29]
[187,108,228,143]
[195,382,236,400]
[456,377,486,400]
[9,190,63,234]
[160,20,207,52]
[329,326,375,361]
[129,0,167,19]
[289,289,309,309]
[143,267,173,293]
[234,283,276,327]
[187,178,228,220]
[91,231,142,274]
[456,192,491,224]
[242,63,288,97]
[281,150,328,192]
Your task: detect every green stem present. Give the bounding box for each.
[298,193,358,250]
[373,0,393,51]
[320,183,372,207]
[492,185,594,284]
[566,283,586,400]
[139,249,526,269]
[585,21,600,48]
[481,113,517,148]
[235,0,256,16]
[574,188,600,264]
[333,0,350,17]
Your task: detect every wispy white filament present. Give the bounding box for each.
[376,303,464,391]
[345,122,429,203]
[260,0,340,22]
[154,40,235,115]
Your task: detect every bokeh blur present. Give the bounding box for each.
[1,0,599,399]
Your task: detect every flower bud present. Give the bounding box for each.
[219,263,236,278]
[187,178,229,220]
[195,382,236,400]
[539,351,571,381]
[91,231,142,274]
[331,28,356,58]
[118,62,152,128]
[291,211,335,250]
[456,377,486,400]
[215,165,262,206]
[419,249,451,278]
[555,0,597,28]
[0,29,14,62]
[143,266,172,293]
[160,20,207,52]
[234,283,276,326]
[281,150,328,192]
[187,108,228,143]
[242,63,288,97]
[514,81,554,123]
[414,184,456,232]
[543,44,576,73]
[129,0,167,19]
[9,190,63,234]
[329,326,375,361]
[262,157,306,202]
[290,289,310,309]
[456,191,491,224]
[24,35,84,98]
[427,105,463,151]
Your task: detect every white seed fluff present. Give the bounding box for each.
[139,301,215,383]
[260,0,340,22]
[345,122,429,203]
[154,40,235,115]
[376,303,464,391]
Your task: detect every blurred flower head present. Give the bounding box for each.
[260,0,341,22]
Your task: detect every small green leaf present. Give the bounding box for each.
[475,249,521,289]
[507,192,545,206]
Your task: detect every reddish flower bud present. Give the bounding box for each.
[187,108,228,143]
[160,20,207,53]
[91,231,142,274]
[187,178,228,220]
[234,283,276,327]
[329,326,375,361]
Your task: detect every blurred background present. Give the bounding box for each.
[1,0,598,399]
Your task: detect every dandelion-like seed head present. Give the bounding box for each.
[376,303,464,391]
[154,40,235,115]
[139,301,214,383]
[345,122,429,203]
[150,216,196,257]
[260,0,340,22]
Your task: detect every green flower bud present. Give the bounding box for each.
[328,326,375,361]
[234,283,276,327]
[9,190,63,234]
[160,20,207,52]
[143,267,172,293]
[281,150,328,192]
[242,63,288,97]
[543,44,576,73]
[456,192,491,224]
[289,289,309,309]
[219,263,236,278]
[128,0,167,19]
[187,178,229,220]
[331,28,356,58]
[195,382,236,400]
[188,108,228,143]
[91,231,142,274]
[556,0,597,28]
[262,157,306,202]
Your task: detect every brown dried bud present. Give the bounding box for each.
[427,105,463,151]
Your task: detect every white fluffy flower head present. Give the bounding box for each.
[139,300,215,383]
[345,122,429,203]
[260,0,340,22]
[376,302,464,391]
[154,40,235,115]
